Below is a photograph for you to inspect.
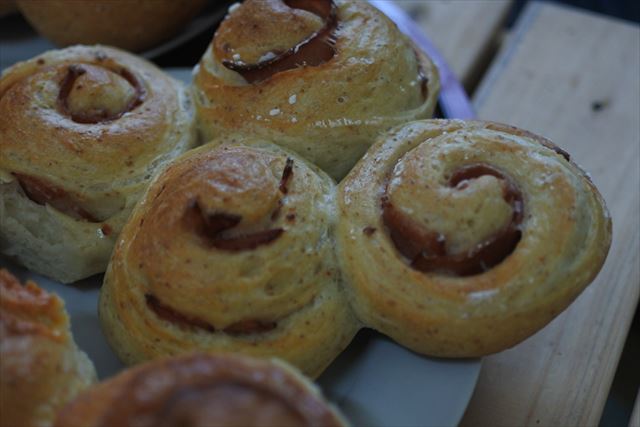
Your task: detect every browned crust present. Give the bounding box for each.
[55,353,347,427]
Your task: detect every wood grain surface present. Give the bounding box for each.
[394,0,512,89]
[460,3,640,426]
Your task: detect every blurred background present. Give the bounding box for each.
[516,0,639,23]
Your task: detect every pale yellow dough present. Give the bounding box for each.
[193,0,440,180]
[336,120,612,357]
[99,140,359,378]
[0,45,198,283]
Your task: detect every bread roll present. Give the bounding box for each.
[55,353,348,427]
[100,140,358,377]
[193,0,439,180]
[336,119,612,357]
[0,269,96,427]
[16,0,207,52]
[0,45,198,283]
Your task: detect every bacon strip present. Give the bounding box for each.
[222,0,337,83]
[145,294,215,333]
[14,173,98,222]
[279,158,294,194]
[145,294,277,335]
[382,164,524,276]
[186,202,283,252]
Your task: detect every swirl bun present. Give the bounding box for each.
[99,141,358,377]
[16,0,207,52]
[193,0,439,180]
[55,353,348,427]
[0,45,197,283]
[0,269,96,427]
[336,120,612,357]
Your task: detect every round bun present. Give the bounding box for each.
[193,0,439,180]
[55,352,348,427]
[99,140,358,377]
[0,269,96,427]
[0,45,197,283]
[336,119,612,357]
[16,0,208,52]
[0,0,17,18]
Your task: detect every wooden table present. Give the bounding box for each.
[399,1,640,425]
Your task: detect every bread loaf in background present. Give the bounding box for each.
[16,0,208,52]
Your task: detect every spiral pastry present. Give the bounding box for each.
[55,353,347,427]
[192,0,439,180]
[336,120,612,357]
[0,45,197,283]
[99,141,358,377]
[16,0,207,52]
[0,269,96,427]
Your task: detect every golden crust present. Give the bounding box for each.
[16,0,207,52]
[193,0,440,180]
[55,353,348,427]
[0,270,66,341]
[99,141,359,378]
[0,269,96,427]
[336,119,612,357]
[0,45,197,283]
[214,0,325,65]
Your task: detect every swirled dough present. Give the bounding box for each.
[55,353,347,427]
[99,140,358,377]
[336,120,611,357]
[0,45,197,283]
[193,0,439,180]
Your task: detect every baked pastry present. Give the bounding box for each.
[336,120,612,357]
[0,269,96,427]
[99,141,358,377]
[55,352,348,427]
[193,0,439,180]
[0,45,197,283]
[0,0,17,17]
[16,0,207,52]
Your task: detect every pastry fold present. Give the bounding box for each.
[336,120,612,357]
[193,0,439,180]
[0,45,198,283]
[99,141,358,377]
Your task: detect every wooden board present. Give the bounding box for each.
[394,0,512,90]
[460,3,640,426]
